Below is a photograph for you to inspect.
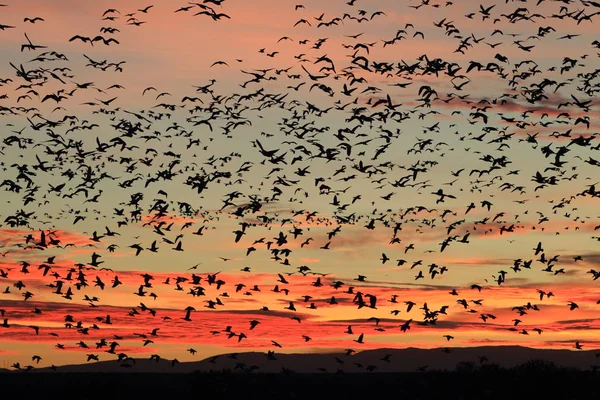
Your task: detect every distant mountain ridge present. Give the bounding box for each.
[4,346,600,373]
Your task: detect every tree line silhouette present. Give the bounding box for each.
[1,360,596,400]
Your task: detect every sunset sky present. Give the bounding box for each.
[1,0,600,370]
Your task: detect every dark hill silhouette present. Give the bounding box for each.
[11,346,600,374]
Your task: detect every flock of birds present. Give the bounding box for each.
[1,0,600,372]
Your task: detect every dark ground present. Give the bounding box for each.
[0,371,598,400]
